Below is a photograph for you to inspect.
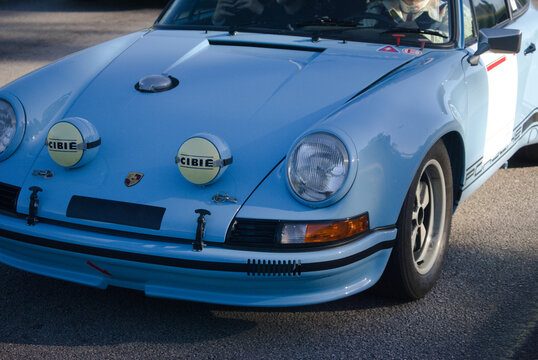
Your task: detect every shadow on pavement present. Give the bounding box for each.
[0,264,404,346]
[1,240,536,353]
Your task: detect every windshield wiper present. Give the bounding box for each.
[226,18,360,41]
[226,22,283,35]
[294,17,359,29]
[382,28,448,39]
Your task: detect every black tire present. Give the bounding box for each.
[379,140,453,300]
[518,144,538,163]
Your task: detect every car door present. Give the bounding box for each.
[460,0,533,191]
[509,0,538,124]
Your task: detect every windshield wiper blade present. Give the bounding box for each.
[294,17,359,29]
[226,19,301,35]
[382,27,448,39]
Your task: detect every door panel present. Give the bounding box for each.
[480,52,518,162]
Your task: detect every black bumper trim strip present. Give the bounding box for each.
[302,240,395,272]
[0,228,395,273]
[1,210,396,253]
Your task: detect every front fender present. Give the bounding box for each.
[237,50,467,228]
[0,31,146,186]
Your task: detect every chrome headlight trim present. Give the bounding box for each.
[286,129,358,208]
[0,93,26,162]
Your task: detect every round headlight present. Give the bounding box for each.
[287,132,350,203]
[0,99,17,155]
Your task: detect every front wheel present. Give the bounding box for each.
[379,140,453,300]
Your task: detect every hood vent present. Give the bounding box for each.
[208,39,325,53]
[0,182,21,214]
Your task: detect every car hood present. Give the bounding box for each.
[20,30,417,242]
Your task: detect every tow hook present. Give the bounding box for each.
[193,209,211,252]
[27,186,43,226]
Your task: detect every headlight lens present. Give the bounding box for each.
[287,132,349,202]
[0,99,17,155]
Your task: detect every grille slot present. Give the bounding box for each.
[247,259,301,276]
[228,219,279,245]
[0,182,21,213]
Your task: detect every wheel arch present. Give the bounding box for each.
[440,131,465,210]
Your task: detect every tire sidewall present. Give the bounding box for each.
[395,140,454,299]
[520,144,538,163]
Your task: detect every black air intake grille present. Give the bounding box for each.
[247,259,301,276]
[67,196,166,230]
[0,182,21,213]
[227,219,279,245]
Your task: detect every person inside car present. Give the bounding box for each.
[212,0,266,25]
[365,0,449,41]
[212,0,323,27]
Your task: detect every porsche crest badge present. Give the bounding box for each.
[125,172,143,187]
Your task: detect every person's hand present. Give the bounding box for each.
[213,0,264,24]
[235,0,264,15]
[213,0,237,24]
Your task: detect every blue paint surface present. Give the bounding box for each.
[0,1,536,306]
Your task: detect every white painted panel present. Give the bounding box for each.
[482,52,518,163]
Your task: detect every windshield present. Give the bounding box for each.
[158,0,453,45]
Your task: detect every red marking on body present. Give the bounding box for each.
[392,34,405,46]
[418,39,429,51]
[487,56,506,71]
[403,48,422,56]
[87,260,112,276]
[378,45,399,53]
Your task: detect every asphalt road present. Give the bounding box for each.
[0,1,537,359]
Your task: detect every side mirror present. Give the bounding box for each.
[468,28,522,66]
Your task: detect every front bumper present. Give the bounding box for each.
[0,213,396,307]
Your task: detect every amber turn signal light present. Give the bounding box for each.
[305,215,369,243]
[279,215,369,244]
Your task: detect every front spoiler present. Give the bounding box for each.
[0,214,396,306]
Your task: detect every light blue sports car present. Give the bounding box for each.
[0,0,536,306]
